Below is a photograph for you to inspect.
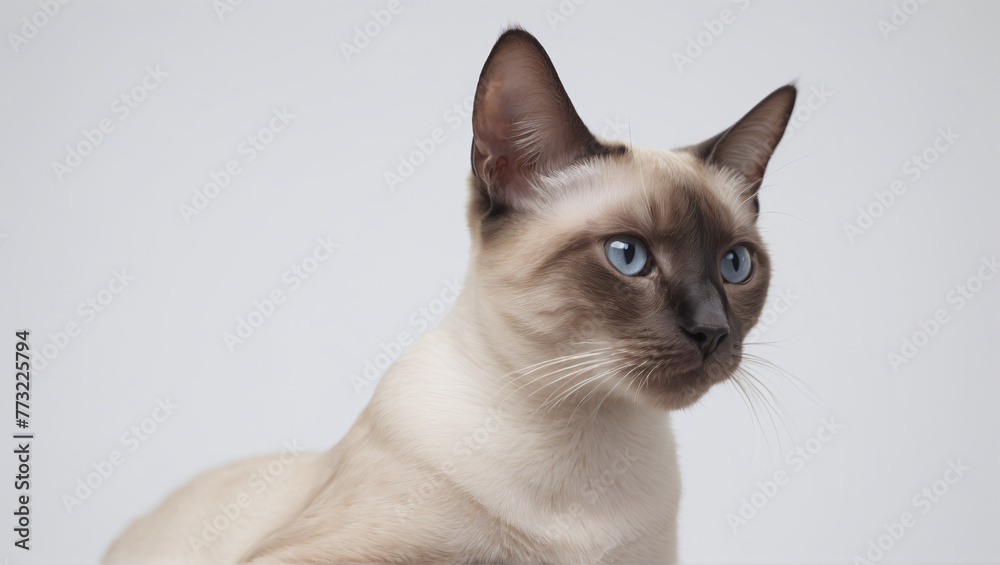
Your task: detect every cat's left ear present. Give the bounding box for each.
[688,85,797,211]
[471,28,609,214]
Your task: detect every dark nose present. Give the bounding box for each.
[678,281,730,358]
[683,322,730,357]
[677,281,730,358]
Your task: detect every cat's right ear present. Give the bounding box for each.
[470,27,603,215]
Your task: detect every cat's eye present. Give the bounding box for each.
[720,245,752,284]
[605,236,648,276]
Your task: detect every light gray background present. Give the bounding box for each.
[1,1,998,563]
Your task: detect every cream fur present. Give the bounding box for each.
[102,147,765,563]
[103,261,682,563]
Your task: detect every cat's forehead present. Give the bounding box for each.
[539,146,757,241]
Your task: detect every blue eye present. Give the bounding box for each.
[721,245,752,283]
[605,236,648,276]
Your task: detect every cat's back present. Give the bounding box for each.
[102,449,326,564]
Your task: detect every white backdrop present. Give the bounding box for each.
[1,1,997,563]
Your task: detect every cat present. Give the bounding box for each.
[104,26,795,564]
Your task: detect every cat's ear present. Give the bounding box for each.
[688,85,797,210]
[471,27,605,213]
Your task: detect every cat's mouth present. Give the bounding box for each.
[629,345,741,409]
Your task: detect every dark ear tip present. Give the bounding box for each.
[477,26,560,102]
[497,25,533,42]
[783,84,798,108]
[491,25,547,55]
[762,84,798,128]
[771,83,798,104]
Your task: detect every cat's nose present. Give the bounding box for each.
[683,322,730,358]
[677,282,730,358]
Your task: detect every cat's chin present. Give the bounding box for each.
[632,360,738,411]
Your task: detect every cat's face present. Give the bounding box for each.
[467,29,794,411]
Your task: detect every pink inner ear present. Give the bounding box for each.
[471,30,599,211]
[473,68,575,207]
[473,80,517,189]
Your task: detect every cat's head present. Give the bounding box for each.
[466,28,795,411]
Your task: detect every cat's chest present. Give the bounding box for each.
[456,472,677,563]
[453,428,680,560]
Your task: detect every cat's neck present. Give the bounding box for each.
[370,278,668,443]
[364,285,677,550]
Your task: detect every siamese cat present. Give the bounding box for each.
[105,27,796,563]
